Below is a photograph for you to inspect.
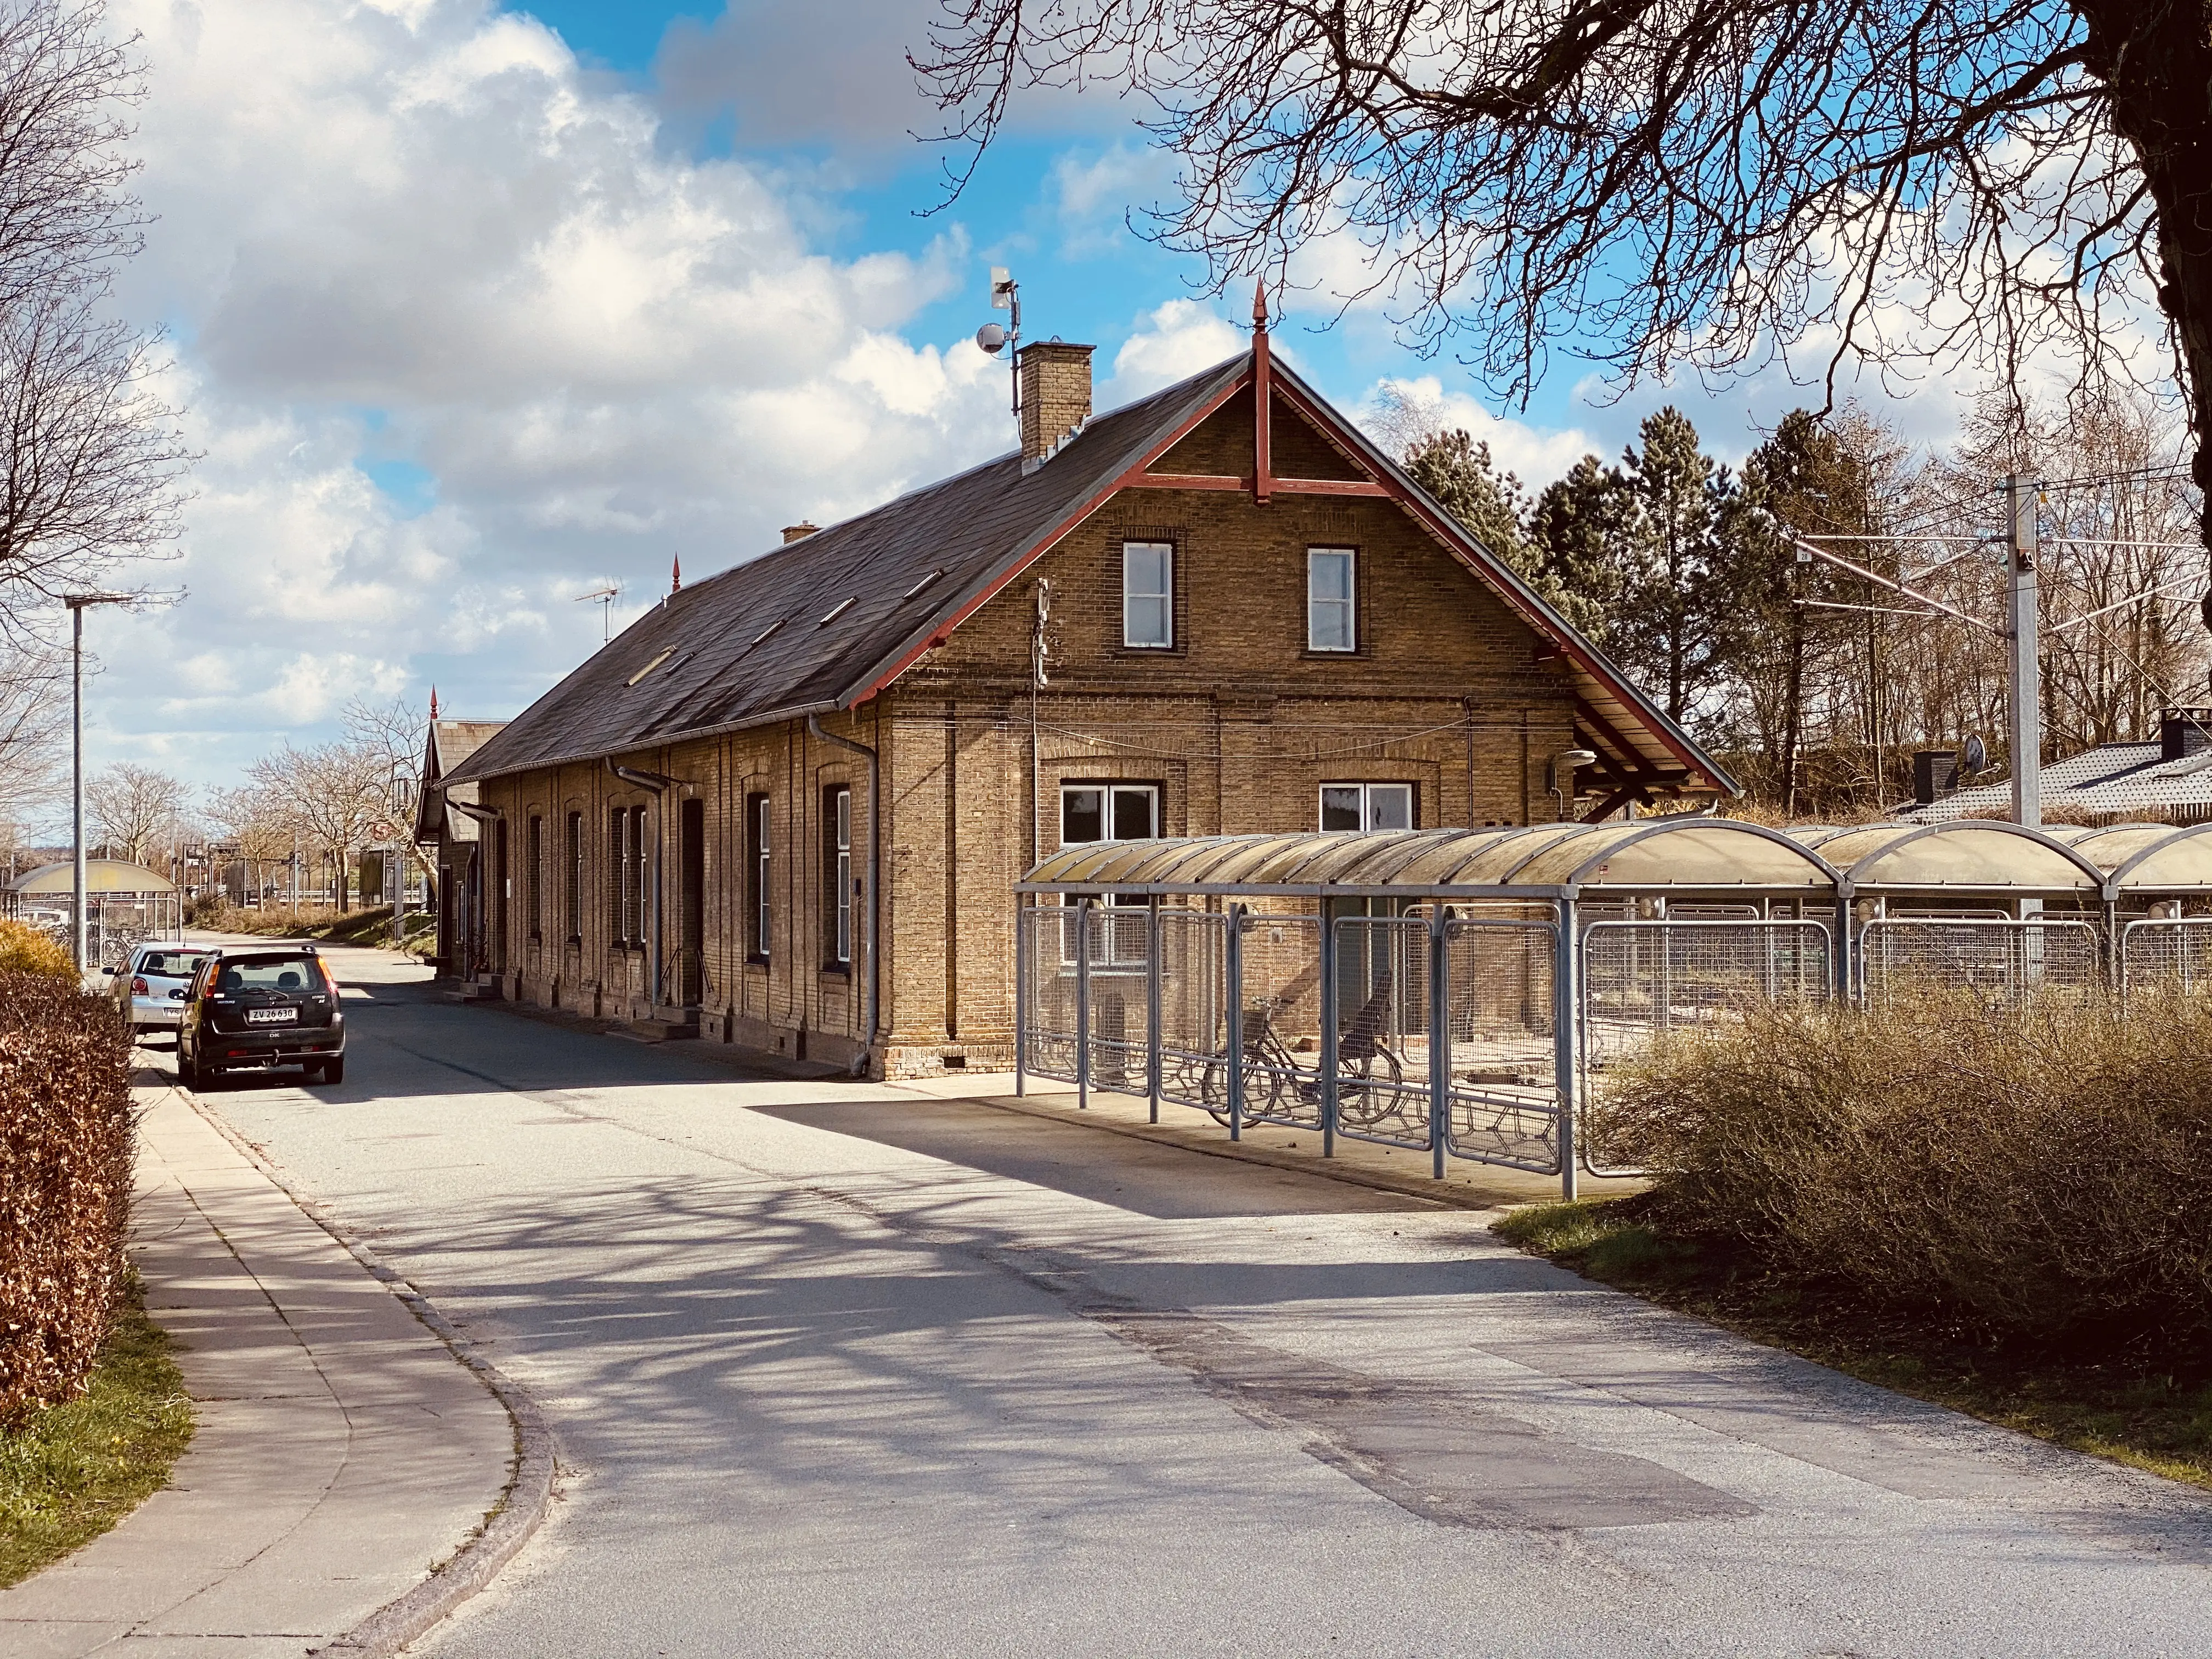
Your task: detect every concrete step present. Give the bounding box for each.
[618,1017,698,1043]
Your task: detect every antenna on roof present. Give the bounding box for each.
[577,584,619,642]
[975,266,1021,428]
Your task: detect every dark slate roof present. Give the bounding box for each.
[415,718,507,839]
[444,347,1733,795]
[1898,740,2212,825]
[447,357,1246,785]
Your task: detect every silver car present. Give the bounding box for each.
[110,944,212,1036]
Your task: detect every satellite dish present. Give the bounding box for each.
[1962,734,1988,774]
[975,321,1008,356]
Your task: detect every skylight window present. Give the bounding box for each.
[819,597,856,626]
[749,619,785,647]
[903,568,945,600]
[625,648,674,687]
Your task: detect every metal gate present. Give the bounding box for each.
[1328,915,1433,1153]
[1018,903,1082,1084]
[1443,916,1561,1173]
[1858,917,2103,1007]
[2120,917,2212,996]
[1231,910,1325,1130]
[1156,908,1230,1114]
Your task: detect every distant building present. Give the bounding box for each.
[432,303,1734,1076]
[1901,708,2212,826]
[413,712,509,976]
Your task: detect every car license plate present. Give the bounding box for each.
[246,1007,298,1024]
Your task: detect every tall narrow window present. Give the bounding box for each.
[1307,548,1357,652]
[565,812,582,938]
[826,786,853,967]
[1320,782,1414,832]
[1121,540,1173,648]
[632,804,650,950]
[527,815,544,940]
[492,818,509,968]
[610,806,630,944]
[746,792,771,961]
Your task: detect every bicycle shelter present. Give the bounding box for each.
[1014,818,2212,1198]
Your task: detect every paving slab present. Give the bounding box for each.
[0,1083,520,1657]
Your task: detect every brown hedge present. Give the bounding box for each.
[0,972,135,1425]
[1586,986,2212,1363]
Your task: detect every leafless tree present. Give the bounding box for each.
[0,0,187,631]
[0,632,64,831]
[243,740,390,913]
[83,758,187,865]
[917,0,2212,545]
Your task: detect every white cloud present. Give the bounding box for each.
[1103,300,1246,403]
[83,0,1017,789]
[1355,375,1596,490]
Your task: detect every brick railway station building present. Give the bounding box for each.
[430,294,1733,1077]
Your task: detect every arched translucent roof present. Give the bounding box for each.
[1810,820,2103,891]
[2061,822,2212,893]
[7,858,175,895]
[1021,819,1837,895]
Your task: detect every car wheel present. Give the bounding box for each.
[177,1052,199,1089]
[319,1057,345,1086]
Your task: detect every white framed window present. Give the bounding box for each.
[1060,782,1159,845]
[829,786,853,967]
[1058,783,1158,968]
[747,793,771,961]
[1122,541,1173,648]
[1307,547,1357,652]
[1320,782,1413,832]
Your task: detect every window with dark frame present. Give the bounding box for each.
[1057,783,1159,967]
[610,806,630,945]
[527,815,544,940]
[564,811,582,939]
[1307,547,1357,652]
[1319,782,1414,832]
[746,791,771,962]
[826,786,852,967]
[1121,540,1173,648]
[492,818,508,966]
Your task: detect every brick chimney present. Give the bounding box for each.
[782,522,819,544]
[1017,341,1093,470]
[2160,706,2212,760]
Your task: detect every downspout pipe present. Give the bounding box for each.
[806,713,881,1077]
[606,760,679,1014]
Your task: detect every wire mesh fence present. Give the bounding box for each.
[1581,920,1834,1069]
[1329,915,1432,1152]
[1157,908,1230,1114]
[2120,918,2212,997]
[1858,918,2104,1009]
[1081,905,1153,1096]
[1019,903,1082,1084]
[1443,917,1561,1172]
[1230,911,1325,1130]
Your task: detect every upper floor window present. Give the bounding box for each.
[1061,782,1158,844]
[1308,548,1357,652]
[1122,541,1173,648]
[1321,782,1413,832]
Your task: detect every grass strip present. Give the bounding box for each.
[0,1274,194,1587]
[1496,1197,2212,1491]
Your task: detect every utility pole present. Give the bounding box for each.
[2004,473,2041,828]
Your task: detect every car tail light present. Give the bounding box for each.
[321,962,341,995]
[131,976,149,995]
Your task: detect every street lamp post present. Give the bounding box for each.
[64,592,131,977]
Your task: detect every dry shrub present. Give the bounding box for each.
[0,921,73,980]
[0,971,134,1424]
[1590,986,2212,1361]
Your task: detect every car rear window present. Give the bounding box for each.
[139,951,208,979]
[213,957,323,995]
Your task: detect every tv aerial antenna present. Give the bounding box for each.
[577,584,619,642]
[974,267,1021,425]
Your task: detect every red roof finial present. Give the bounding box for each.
[1252,278,1269,332]
[671,553,682,594]
[429,685,439,719]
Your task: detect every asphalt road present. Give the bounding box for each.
[182,943,2212,1657]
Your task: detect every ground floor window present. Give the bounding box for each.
[1320,782,1414,832]
[1060,782,1158,845]
[826,786,853,967]
[746,792,771,962]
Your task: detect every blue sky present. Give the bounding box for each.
[44,0,2002,820]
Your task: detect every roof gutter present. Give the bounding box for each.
[806,713,881,1077]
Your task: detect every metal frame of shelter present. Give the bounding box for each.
[3,858,185,969]
[1013,817,2212,1199]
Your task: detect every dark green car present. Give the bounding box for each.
[178,944,347,1088]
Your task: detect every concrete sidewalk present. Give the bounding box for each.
[0,1081,528,1657]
